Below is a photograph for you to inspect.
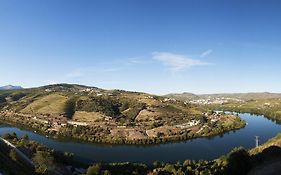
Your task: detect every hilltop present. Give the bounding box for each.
[0,85,23,90]
[0,84,244,144]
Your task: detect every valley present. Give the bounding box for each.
[0,84,244,144]
[1,84,281,175]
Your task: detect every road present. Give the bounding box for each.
[0,137,34,166]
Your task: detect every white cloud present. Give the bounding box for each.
[200,49,213,58]
[152,52,209,71]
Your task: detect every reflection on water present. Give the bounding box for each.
[1,113,281,164]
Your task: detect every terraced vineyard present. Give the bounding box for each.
[0,84,244,144]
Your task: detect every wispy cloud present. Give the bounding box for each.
[200,49,213,58]
[126,57,144,64]
[152,52,209,71]
[65,57,144,79]
[66,67,120,78]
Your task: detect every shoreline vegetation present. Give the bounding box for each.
[0,111,245,145]
[0,84,246,145]
[1,131,281,175]
[0,85,280,174]
[207,98,281,124]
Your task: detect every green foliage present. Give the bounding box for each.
[22,134,29,140]
[86,164,101,175]
[103,170,111,175]
[33,151,55,173]
[76,97,120,117]
[1,132,17,140]
[121,103,145,121]
[209,98,281,123]
[120,102,129,111]
[10,93,27,101]
[120,101,145,121]
[0,95,6,104]
[9,148,18,161]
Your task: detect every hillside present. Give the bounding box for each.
[0,84,244,144]
[165,92,199,101]
[0,137,35,175]
[166,92,281,101]
[248,134,281,175]
[200,92,281,100]
[0,133,85,175]
[0,85,23,90]
[207,98,281,122]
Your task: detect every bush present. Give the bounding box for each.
[86,164,101,175]
[9,149,18,161]
[33,151,55,173]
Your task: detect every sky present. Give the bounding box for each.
[1,0,281,95]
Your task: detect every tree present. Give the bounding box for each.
[23,134,29,140]
[33,151,55,173]
[153,161,159,168]
[9,149,18,161]
[86,164,101,175]
[103,170,111,175]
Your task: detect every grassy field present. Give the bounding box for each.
[21,93,68,115]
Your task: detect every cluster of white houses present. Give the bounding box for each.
[175,119,201,129]
[189,97,243,105]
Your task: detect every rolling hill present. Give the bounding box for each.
[0,84,203,119]
[166,92,281,101]
[0,84,244,144]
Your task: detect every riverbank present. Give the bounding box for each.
[1,132,281,175]
[1,113,279,164]
[207,98,281,124]
[0,111,246,145]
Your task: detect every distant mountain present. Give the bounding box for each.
[165,92,281,101]
[0,85,23,90]
[165,92,199,101]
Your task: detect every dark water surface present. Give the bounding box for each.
[1,113,281,164]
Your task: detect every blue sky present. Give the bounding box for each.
[1,0,281,95]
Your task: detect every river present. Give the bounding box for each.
[0,113,281,164]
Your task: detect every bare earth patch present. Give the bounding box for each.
[135,109,162,122]
[110,128,147,140]
[72,111,106,122]
[146,125,181,138]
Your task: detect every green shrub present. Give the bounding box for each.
[86,164,101,175]
[9,149,18,161]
